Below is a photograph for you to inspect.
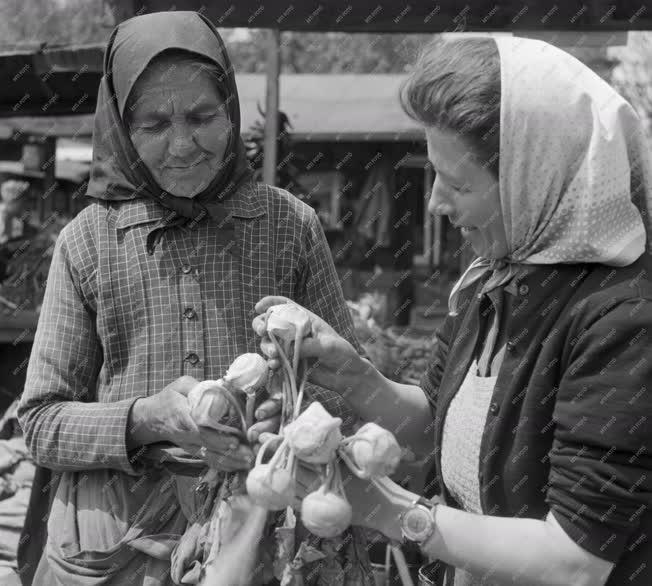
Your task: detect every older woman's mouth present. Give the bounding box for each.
[164,161,202,172]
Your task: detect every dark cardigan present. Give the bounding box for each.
[420,254,652,585]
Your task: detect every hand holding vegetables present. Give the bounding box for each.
[253,295,366,394]
[128,376,254,471]
[247,301,407,540]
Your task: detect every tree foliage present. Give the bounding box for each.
[612,32,652,135]
[0,0,113,47]
[222,29,434,74]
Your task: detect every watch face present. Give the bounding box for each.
[402,506,434,542]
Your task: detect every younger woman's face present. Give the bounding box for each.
[127,59,231,198]
[425,126,508,259]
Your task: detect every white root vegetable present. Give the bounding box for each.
[265,303,311,343]
[223,353,268,393]
[340,422,401,479]
[222,353,269,429]
[246,464,295,511]
[284,402,342,464]
[188,379,247,434]
[246,436,296,511]
[301,463,352,538]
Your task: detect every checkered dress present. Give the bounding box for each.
[18,180,359,473]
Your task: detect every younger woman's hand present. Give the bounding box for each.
[287,449,406,542]
[252,296,364,394]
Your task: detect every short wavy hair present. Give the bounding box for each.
[400,37,501,178]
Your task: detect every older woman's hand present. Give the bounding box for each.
[129,376,263,471]
[252,296,365,394]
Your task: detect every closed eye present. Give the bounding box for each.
[139,120,168,132]
[188,113,218,124]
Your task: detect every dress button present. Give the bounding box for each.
[181,264,192,274]
[518,284,529,296]
[489,402,500,415]
[185,352,200,365]
[506,341,516,352]
[183,307,197,320]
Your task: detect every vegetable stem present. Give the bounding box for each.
[220,386,248,432]
[256,434,280,467]
[292,329,302,381]
[294,363,308,419]
[338,447,367,479]
[269,331,297,418]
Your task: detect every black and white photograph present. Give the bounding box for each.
[1,1,651,585]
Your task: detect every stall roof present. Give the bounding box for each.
[0,29,629,118]
[0,74,423,141]
[130,1,652,32]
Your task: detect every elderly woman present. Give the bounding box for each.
[255,36,652,586]
[18,11,371,586]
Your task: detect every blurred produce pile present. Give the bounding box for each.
[0,211,68,316]
[0,400,34,583]
[347,293,433,385]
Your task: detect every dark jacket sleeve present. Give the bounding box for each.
[419,311,457,419]
[547,296,652,562]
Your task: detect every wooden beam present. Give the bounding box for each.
[262,29,281,186]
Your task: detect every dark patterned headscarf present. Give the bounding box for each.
[86,11,252,253]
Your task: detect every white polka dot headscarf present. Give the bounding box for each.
[448,36,652,315]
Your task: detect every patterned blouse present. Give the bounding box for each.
[19,181,358,472]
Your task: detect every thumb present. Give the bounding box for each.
[167,375,199,397]
[254,296,291,314]
[299,336,332,359]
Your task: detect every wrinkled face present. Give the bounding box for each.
[426,126,508,259]
[126,59,231,198]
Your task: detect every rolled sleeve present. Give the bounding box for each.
[419,312,455,419]
[17,227,140,474]
[547,297,652,562]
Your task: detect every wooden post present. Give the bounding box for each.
[330,172,343,228]
[263,29,281,186]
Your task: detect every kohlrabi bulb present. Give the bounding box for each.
[301,487,352,538]
[246,464,296,511]
[347,422,402,478]
[223,353,268,394]
[265,303,311,343]
[284,402,342,464]
[188,380,231,429]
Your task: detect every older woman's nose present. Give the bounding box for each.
[168,129,195,158]
[427,176,454,217]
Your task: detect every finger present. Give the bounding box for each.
[253,433,283,458]
[167,375,199,396]
[299,337,337,359]
[205,454,249,472]
[199,428,242,453]
[257,432,281,446]
[248,414,281,442]
[252,314,268,337]
[260,337,277,359]
[254,296,292,314]
[204,445,254,470]
[266,357,281,371]
[255,398,282,420]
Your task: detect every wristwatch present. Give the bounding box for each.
[399,496,439,544]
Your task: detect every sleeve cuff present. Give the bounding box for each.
[549,505,632,563]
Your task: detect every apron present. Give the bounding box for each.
[440,359,500,586]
